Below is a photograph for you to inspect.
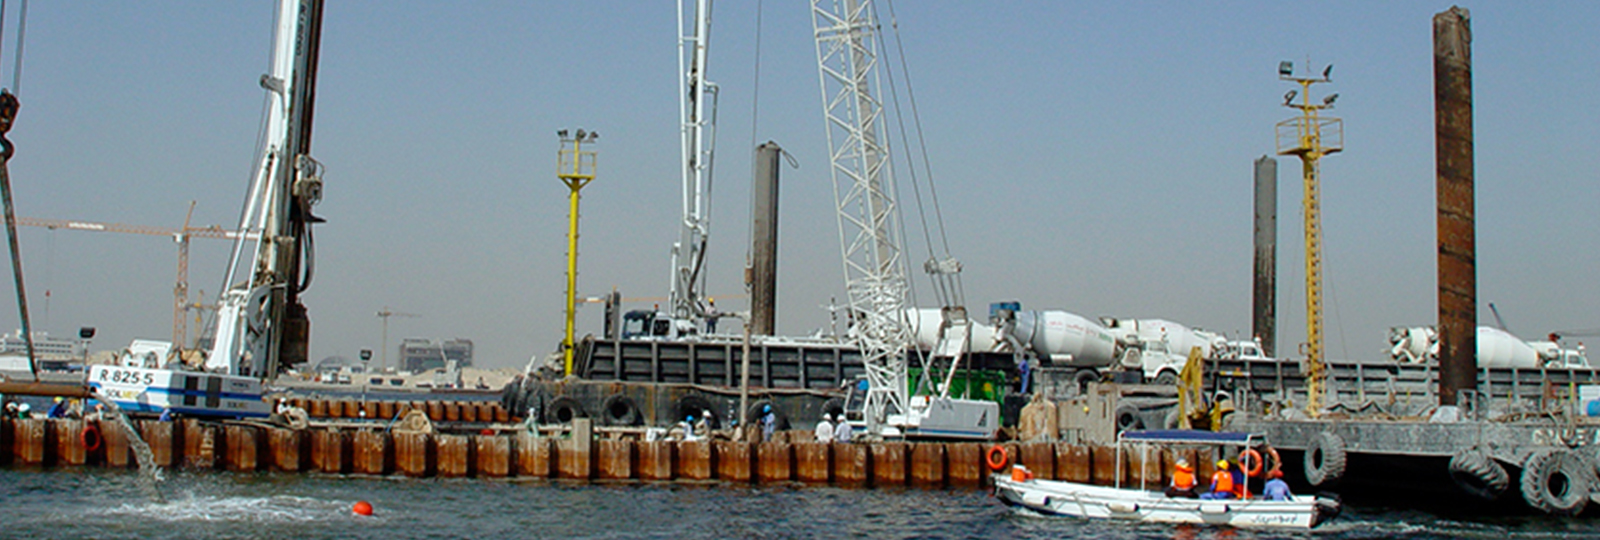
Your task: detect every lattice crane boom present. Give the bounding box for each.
[811,0,912,435]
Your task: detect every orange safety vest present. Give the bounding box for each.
[1172,465,1196,490]
[1210,469,1234,494]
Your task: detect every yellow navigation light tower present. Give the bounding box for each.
[556,128,598,376]
[1275,61,1342,417]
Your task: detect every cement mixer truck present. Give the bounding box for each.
[972,308,1224,386]
[1388,325,1590,369]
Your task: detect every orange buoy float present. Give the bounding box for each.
[80,424,102,452]
[1242,448,1264,477]
[352,500,374,516]
[986,445,1009,472]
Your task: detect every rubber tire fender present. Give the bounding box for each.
[1113,403,1144,433]
[747,400,790,431]
[674,394,720,428]
[545,396,588,425]
[1519,448,1589,516]
[1448,448,1509,500]
[822,397,846,420]
[600,394,642,427]
[1303,431,1347,487]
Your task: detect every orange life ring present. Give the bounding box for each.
[81,424,102,452]
[986,445,1009,472]
[1242,448,1264,477]
[1264,445,1282,475]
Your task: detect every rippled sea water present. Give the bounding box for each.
[2,468,1598,539]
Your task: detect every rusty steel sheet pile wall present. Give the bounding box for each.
[0,417,1244,494]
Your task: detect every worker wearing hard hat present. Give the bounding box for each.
[46,396,68,419]
[1164,457,1198,498]
[815,413,835,443]
[1200,459,1237,499]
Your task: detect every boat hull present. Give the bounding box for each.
[993,475,1333,529]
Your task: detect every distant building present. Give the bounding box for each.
[312,355,361,374]
[1,330,86,370]
[400,338,473,372]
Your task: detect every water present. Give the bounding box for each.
[0,468,1597,539]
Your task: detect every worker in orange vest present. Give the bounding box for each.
[1200,459,1236,500]
[1164,457,1198,498]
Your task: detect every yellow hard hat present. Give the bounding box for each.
[1216,459,1228,468]
[54,397,63,403]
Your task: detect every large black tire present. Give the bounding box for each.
[1519,449,1590,516]
[1303,431,1347,487]
[674,394,720,428]
[1113,403,1144,433]
[600,394,642,427]
[1448,449,1509,500]
[545,396,588,425]
[822,397,846,420]
[747,400,790,431]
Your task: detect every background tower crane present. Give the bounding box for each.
[1275,61,1341,417]
[376,306,419,372]
[18,204,256,355]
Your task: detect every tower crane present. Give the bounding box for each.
[376,307,419,372]
[810,0,996,439]
[17,203,257,355]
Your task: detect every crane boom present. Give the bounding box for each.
[208,0,325,378]
[668,0,718,329]
[811,0,911,435]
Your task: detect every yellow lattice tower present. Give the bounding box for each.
[1274,62,1341,417]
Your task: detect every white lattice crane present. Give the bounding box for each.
[809,0,996,439]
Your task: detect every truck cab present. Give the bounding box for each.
[621,310,698,340]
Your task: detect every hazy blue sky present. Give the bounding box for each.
[0,1,1595,370]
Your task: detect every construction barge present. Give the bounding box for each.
[1209,354,1600,515]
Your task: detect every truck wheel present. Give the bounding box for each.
[1153,371,1178,386]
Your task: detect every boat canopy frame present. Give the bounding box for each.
[1114,429,1269,492]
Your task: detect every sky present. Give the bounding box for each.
[0,1,1595,371]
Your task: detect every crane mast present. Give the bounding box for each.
[208,0,325,378]
[810,0,912,434]
[668,0,719,328]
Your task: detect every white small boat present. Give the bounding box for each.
[993,430,1340,529]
